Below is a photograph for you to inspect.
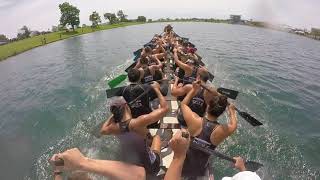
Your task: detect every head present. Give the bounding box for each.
[144,46,152,55]
[197,70,209,83]
[140,56,149,66]
[128,68,141,83]
[185,59,196,67]
[207,95,228,117]
[109,96,128,123]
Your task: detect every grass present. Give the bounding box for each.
[0,22,144,61]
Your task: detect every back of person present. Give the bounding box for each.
[118,132,160,177]
[141,66,154,84]
[182,119,219,177]
[122,84,152,118]
[177,88,207,126]
[182,65,198,85]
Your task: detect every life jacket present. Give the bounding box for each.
[122,84,152,118]
[182,118,220,177]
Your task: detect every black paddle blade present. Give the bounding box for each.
[245,161,264,172]
[237,109,263,126]
[217,87,239,100]
[106,86,124,98]
[208,72,215,82]
[125,61,137,72]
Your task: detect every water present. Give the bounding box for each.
[0,22,319,180]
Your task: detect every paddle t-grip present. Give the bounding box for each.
[181,132,189,138]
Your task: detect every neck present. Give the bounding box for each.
[206,113,217,121]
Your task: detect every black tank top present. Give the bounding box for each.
[141,67,153,84]
[182,118,219,177]
[183,66,198,85]
[177,88,207,126]
[122,84,152,118]
[148,56,157,66]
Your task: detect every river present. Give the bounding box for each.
[0,22,319,180]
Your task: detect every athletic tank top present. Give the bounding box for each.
[177,88,207,126]
[182,118,219,177]
[122,84,152,118]
[148,56,157,66]
[141,67,153,84]
[183,66,198,85]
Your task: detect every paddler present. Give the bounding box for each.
[137,56,163,84]
[101,81,168,137]
[180,81,238,178]
[49,130,192,180]
[173,48,205,85]
[171,70,220,127]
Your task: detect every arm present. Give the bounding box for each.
[164,130,190,180]
[181,82,202,136]
[100,116,121,135]
[171,76,192,97]
[134,59,142,69]
[133,83,169,127]
[52,148,146,180]
[173,49,191,73]
[226,103,237,134]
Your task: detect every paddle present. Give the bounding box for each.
[107,74,127,89]
[235,108,263,126]
[191,137,263,172]
[217,87,239,100]
[200,84,263,126]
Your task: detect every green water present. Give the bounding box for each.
[0,22,319,179]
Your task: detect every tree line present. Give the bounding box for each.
[0,2,148,43]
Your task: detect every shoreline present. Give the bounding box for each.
[0,22,144,61]
[1,21,319,61]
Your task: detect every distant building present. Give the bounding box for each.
[230,15,242,24]
[0,40,8,46]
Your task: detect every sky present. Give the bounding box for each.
[0,0,319,38]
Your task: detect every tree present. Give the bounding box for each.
[148,19,152,23]
[137,16,147,22]
[17,25,31,39]
[117,10,128,22]
[59,2,80,31]
[89,11,101,27]
[0,34,8,41]
[104,13,118,24]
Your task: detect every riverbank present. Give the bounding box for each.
[0,22,144,61]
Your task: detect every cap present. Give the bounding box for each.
[222,171,261,180]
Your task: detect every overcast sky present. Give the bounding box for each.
[1,0,319,38]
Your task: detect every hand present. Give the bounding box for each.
[151,81,160,90]
[233,156,246,171]
[169,129,190,159]
[174,75,179,82]
[228,103,236,112]
[50,148,87,171]
[192,80,201,92]
[173,48,178,54]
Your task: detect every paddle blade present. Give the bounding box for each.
[133,48,142,56]
[108,74,127,88]
[217,87,239,100]
[125,62,137,72]
[106,86,124,98]
[208,72,215,82]
[245,161,264,172]
[236,109,263,126]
